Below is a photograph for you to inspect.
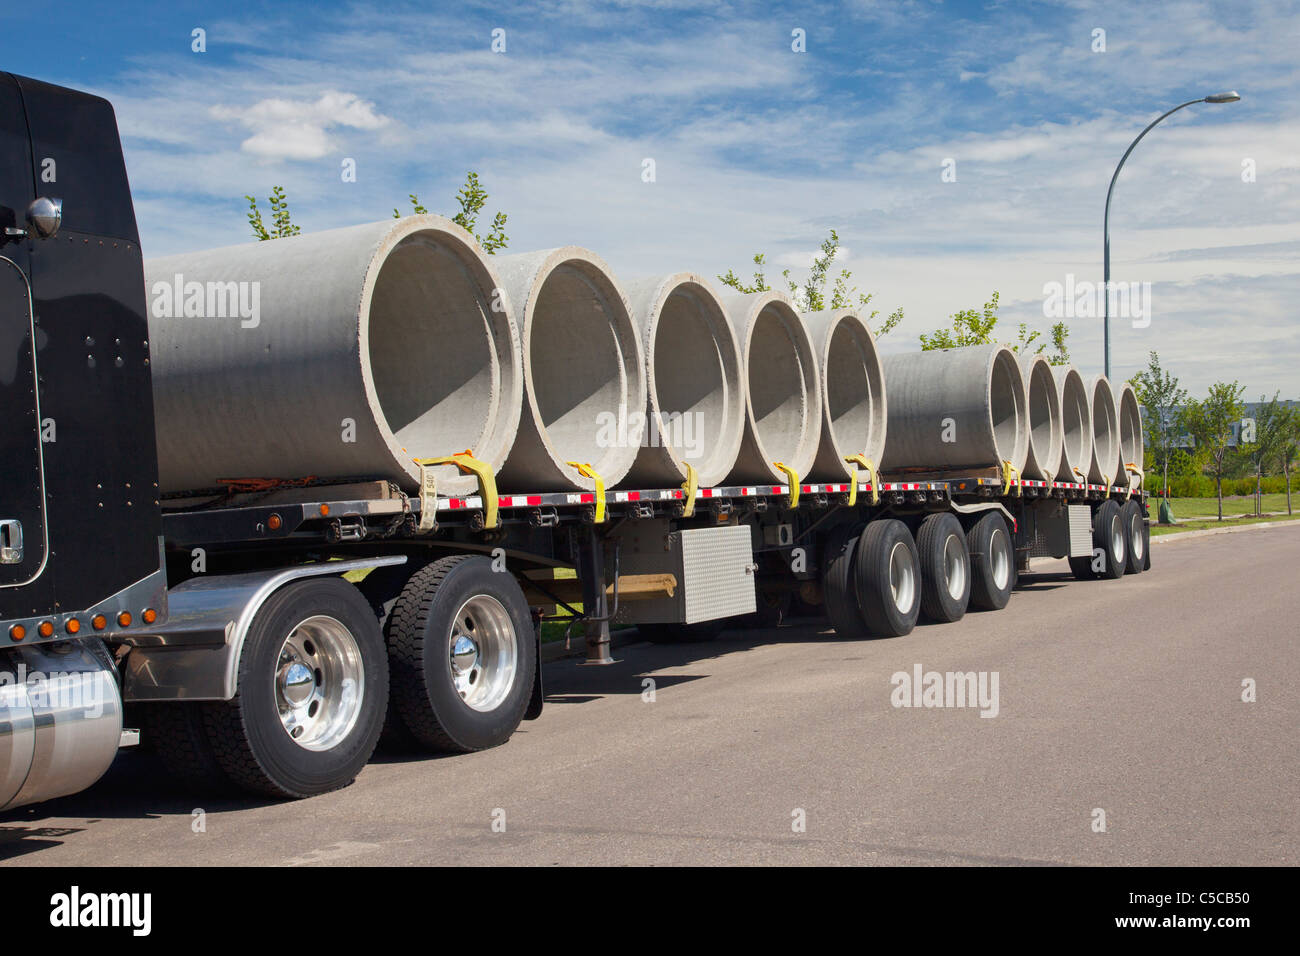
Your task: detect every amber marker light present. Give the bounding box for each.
[268,513,283,530]
[9,624,25,641]
[38,621,54,638]
[65,618,81,634]
[319,504,330,516]
[143,608,158,624]
[92,615,107,631]
[117,611,132,627]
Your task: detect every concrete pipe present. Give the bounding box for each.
[1018,354,1063,482]
[1051,365,1092,482]
[1085,374,1120,486]
[493,248,646,492]
[721,292,822,485]
[1113,381,1144,489]
[802,309,887,481]
[880,345,1028,475]
[146,216,522,497]
[619,275,745,489]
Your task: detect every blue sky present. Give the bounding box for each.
[2,0,1297,396]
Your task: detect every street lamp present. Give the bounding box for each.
[1102,91,1241,378]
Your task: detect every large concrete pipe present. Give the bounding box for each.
[880,345,1028,475]
[802,309,887,481]
[1018,354,1063,482]
[493,248,646,492]
[619,275,745,489]
[1113,381,1144,489]
[1085,374,1120,485]
[146,215,522,497]
[1052,365,1092,482]
[721,292,822,485]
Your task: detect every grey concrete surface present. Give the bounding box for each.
[1052,366,1091,482]
[881,345,1028,475]
[146,216,521,498]
[1018,353,1062,482]
[1086,374,1119,486]
[802,309,887,482]
[1113,381,1144,491]
[3,530,1294,866]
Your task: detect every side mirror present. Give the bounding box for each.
[26,197,62,239]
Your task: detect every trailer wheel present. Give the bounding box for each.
[1092,499,1127,580]
[967,512,1016,610]
[387,555,536,753]
[916,513,970,623]
[1121,499,1146,575]
[201,577,388,798]
[853,519,921,637]
[821,523,868,638]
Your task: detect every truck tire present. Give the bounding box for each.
[387,555,536,753]
[1121,499,1146,575]
[200,577,389,798]
[1092,499,1127,580]
[142,702,233,793]
[967,512,1016,611]
[853,519,921,637]
[638,621,726,643]
[916,513,970,623]
[821,523,868,638]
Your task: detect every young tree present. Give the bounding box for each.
[1184,381,1246,521]
[397,171,509,254]
[918,291,1070,364]
[1245,393,1287,516]
[245,186,301,241]
[1130,351,1188,498]
[1279,407,1300,516]
[719,230,904,336]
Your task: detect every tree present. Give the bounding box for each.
[718,230,904,336]
[245,186,301,241]
[1130,351,1188,498]
[244,173,509,253]
[1184,381,1246,521]
[395,171,508,254]
[1279,407,1300,516]
[918,291,1070,364]
[1244,393,1288,516]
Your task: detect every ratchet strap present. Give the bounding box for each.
[680,463,698,518]
[1124,462,1144,500]
[1001,460,1022,497]
[567,461,606,523]
[414,450,499,531]
[843,454,879,506]
[772,462,800,509]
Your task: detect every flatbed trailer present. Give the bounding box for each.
[0,70,1150,810]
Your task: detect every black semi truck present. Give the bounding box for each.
[0,74,1149,810]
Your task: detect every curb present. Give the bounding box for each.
[1153,517,1300,544]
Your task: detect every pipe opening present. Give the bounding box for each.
[1060,374,1089,470]
[747,304,812,466]
[825,321,876,457]
[368,234,498,457]
[1026,362,1056,464]
[989,351,1023,462]
[653,287,733,471]
[529,262,629,466]
[1092,382,1117,470]
[1117,389,1141,464]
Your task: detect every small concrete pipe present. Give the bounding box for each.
[880,345,1028,475]
[493,247,647,492]
[1113,381,1144,489]
[721,292,822,485]
[1018,354,1063,482]
[146,216,522,497]
[1051,365,1092,482]
[801,309,887,481]
[1085,374,1120,486]
[619,274,745,489]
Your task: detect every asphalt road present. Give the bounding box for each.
[3,525,1296,866]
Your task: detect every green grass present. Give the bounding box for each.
[1152,494,1300,535]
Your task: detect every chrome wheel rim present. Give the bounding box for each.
[990,528,1010,590]
[275,615,364,752]
[449,595,517,712]
[1111,515,1126,564]
[888,541,916,612]
[943,533,967,600]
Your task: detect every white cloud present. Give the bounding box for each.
[210,91,391,160]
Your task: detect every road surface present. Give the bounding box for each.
[3,525,1296,866]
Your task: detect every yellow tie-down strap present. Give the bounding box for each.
[567,461,606,523]
[1001,460,1022,497]
[680,463,698,518]
[414,450,499,531]
[772,462,800,509]
[1125,462,1144,500]
[843,454,879,506]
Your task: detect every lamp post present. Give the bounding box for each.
[1103,91,1241,378]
